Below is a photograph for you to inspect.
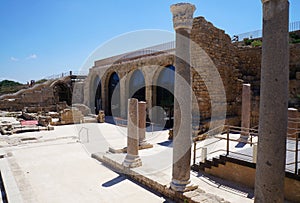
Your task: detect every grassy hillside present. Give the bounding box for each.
[0,80,26,96]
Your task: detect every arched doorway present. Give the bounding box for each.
[156,65,175,128]
[94,78,102,114]
[53,83,72,106]
[129,69,145,101]
[107,72,120,116]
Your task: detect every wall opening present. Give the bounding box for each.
[94,79,102,114]
[53,83,72,106]
[129,69,145,101]
[107,72,120,116]
[155,65,175,129]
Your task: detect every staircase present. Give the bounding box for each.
[192,155,227,172]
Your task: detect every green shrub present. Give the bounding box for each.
[292,39,300,44]
[290,32,300,44]
[251,40,262,47]
[243,38,253,46]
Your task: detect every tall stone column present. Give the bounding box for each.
[123,98,142,168]
[241,84,251,138]
[255,0,289,202]
[170,3,196,192]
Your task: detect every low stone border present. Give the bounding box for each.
[92,153,229,203]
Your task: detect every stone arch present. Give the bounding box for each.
[152,65,175,128]
[105,71,120,116]
[127,69,146,101]
[149,64,175,128]
[94,76,102,114]
[52,82,72,106]
[88,74,100,113]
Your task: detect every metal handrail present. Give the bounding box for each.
[193,124,300,175]
[193,125,258,165]
[234,20,300,41]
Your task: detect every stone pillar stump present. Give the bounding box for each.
[241,83,251,139]
[123,98,142,168]
[138,101,153,149]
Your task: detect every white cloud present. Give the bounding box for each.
[26,54,37,60]
[10,56,19,61]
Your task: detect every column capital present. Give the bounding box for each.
[170,3,196,32]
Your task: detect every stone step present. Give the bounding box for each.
[191,156,228,172]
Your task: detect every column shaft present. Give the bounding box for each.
[241,84,251,137]
[138,101,147,145]
[172,28,192,186]
[255,0,289,202]
[123,98,142,168]
[170,3,196,192]
[120,76,127,118]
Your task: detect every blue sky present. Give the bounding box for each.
[1,0,299,83]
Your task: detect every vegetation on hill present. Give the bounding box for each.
[0,80,26,96]
[290,32,300,44]
[36,79,48,84]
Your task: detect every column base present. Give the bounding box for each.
[123,154,142,168]
[170,178,198,192]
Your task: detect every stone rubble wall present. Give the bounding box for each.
[237,43,300,127]
[190,17,242,128]
[0,76,85,113]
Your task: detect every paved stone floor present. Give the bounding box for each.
[0,122,256,202]
[0,123,170,202]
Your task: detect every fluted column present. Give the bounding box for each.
[170,3,196,192]
[255,0,289,202]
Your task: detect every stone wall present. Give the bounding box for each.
[0,76,83,113]
[190,17,242,128]
[84,16,245,131]
[236,43,300,126]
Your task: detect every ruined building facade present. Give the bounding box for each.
[84,16,300,130]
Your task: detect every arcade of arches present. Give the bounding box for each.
[89,63,175,129]
[84,16,253,130]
